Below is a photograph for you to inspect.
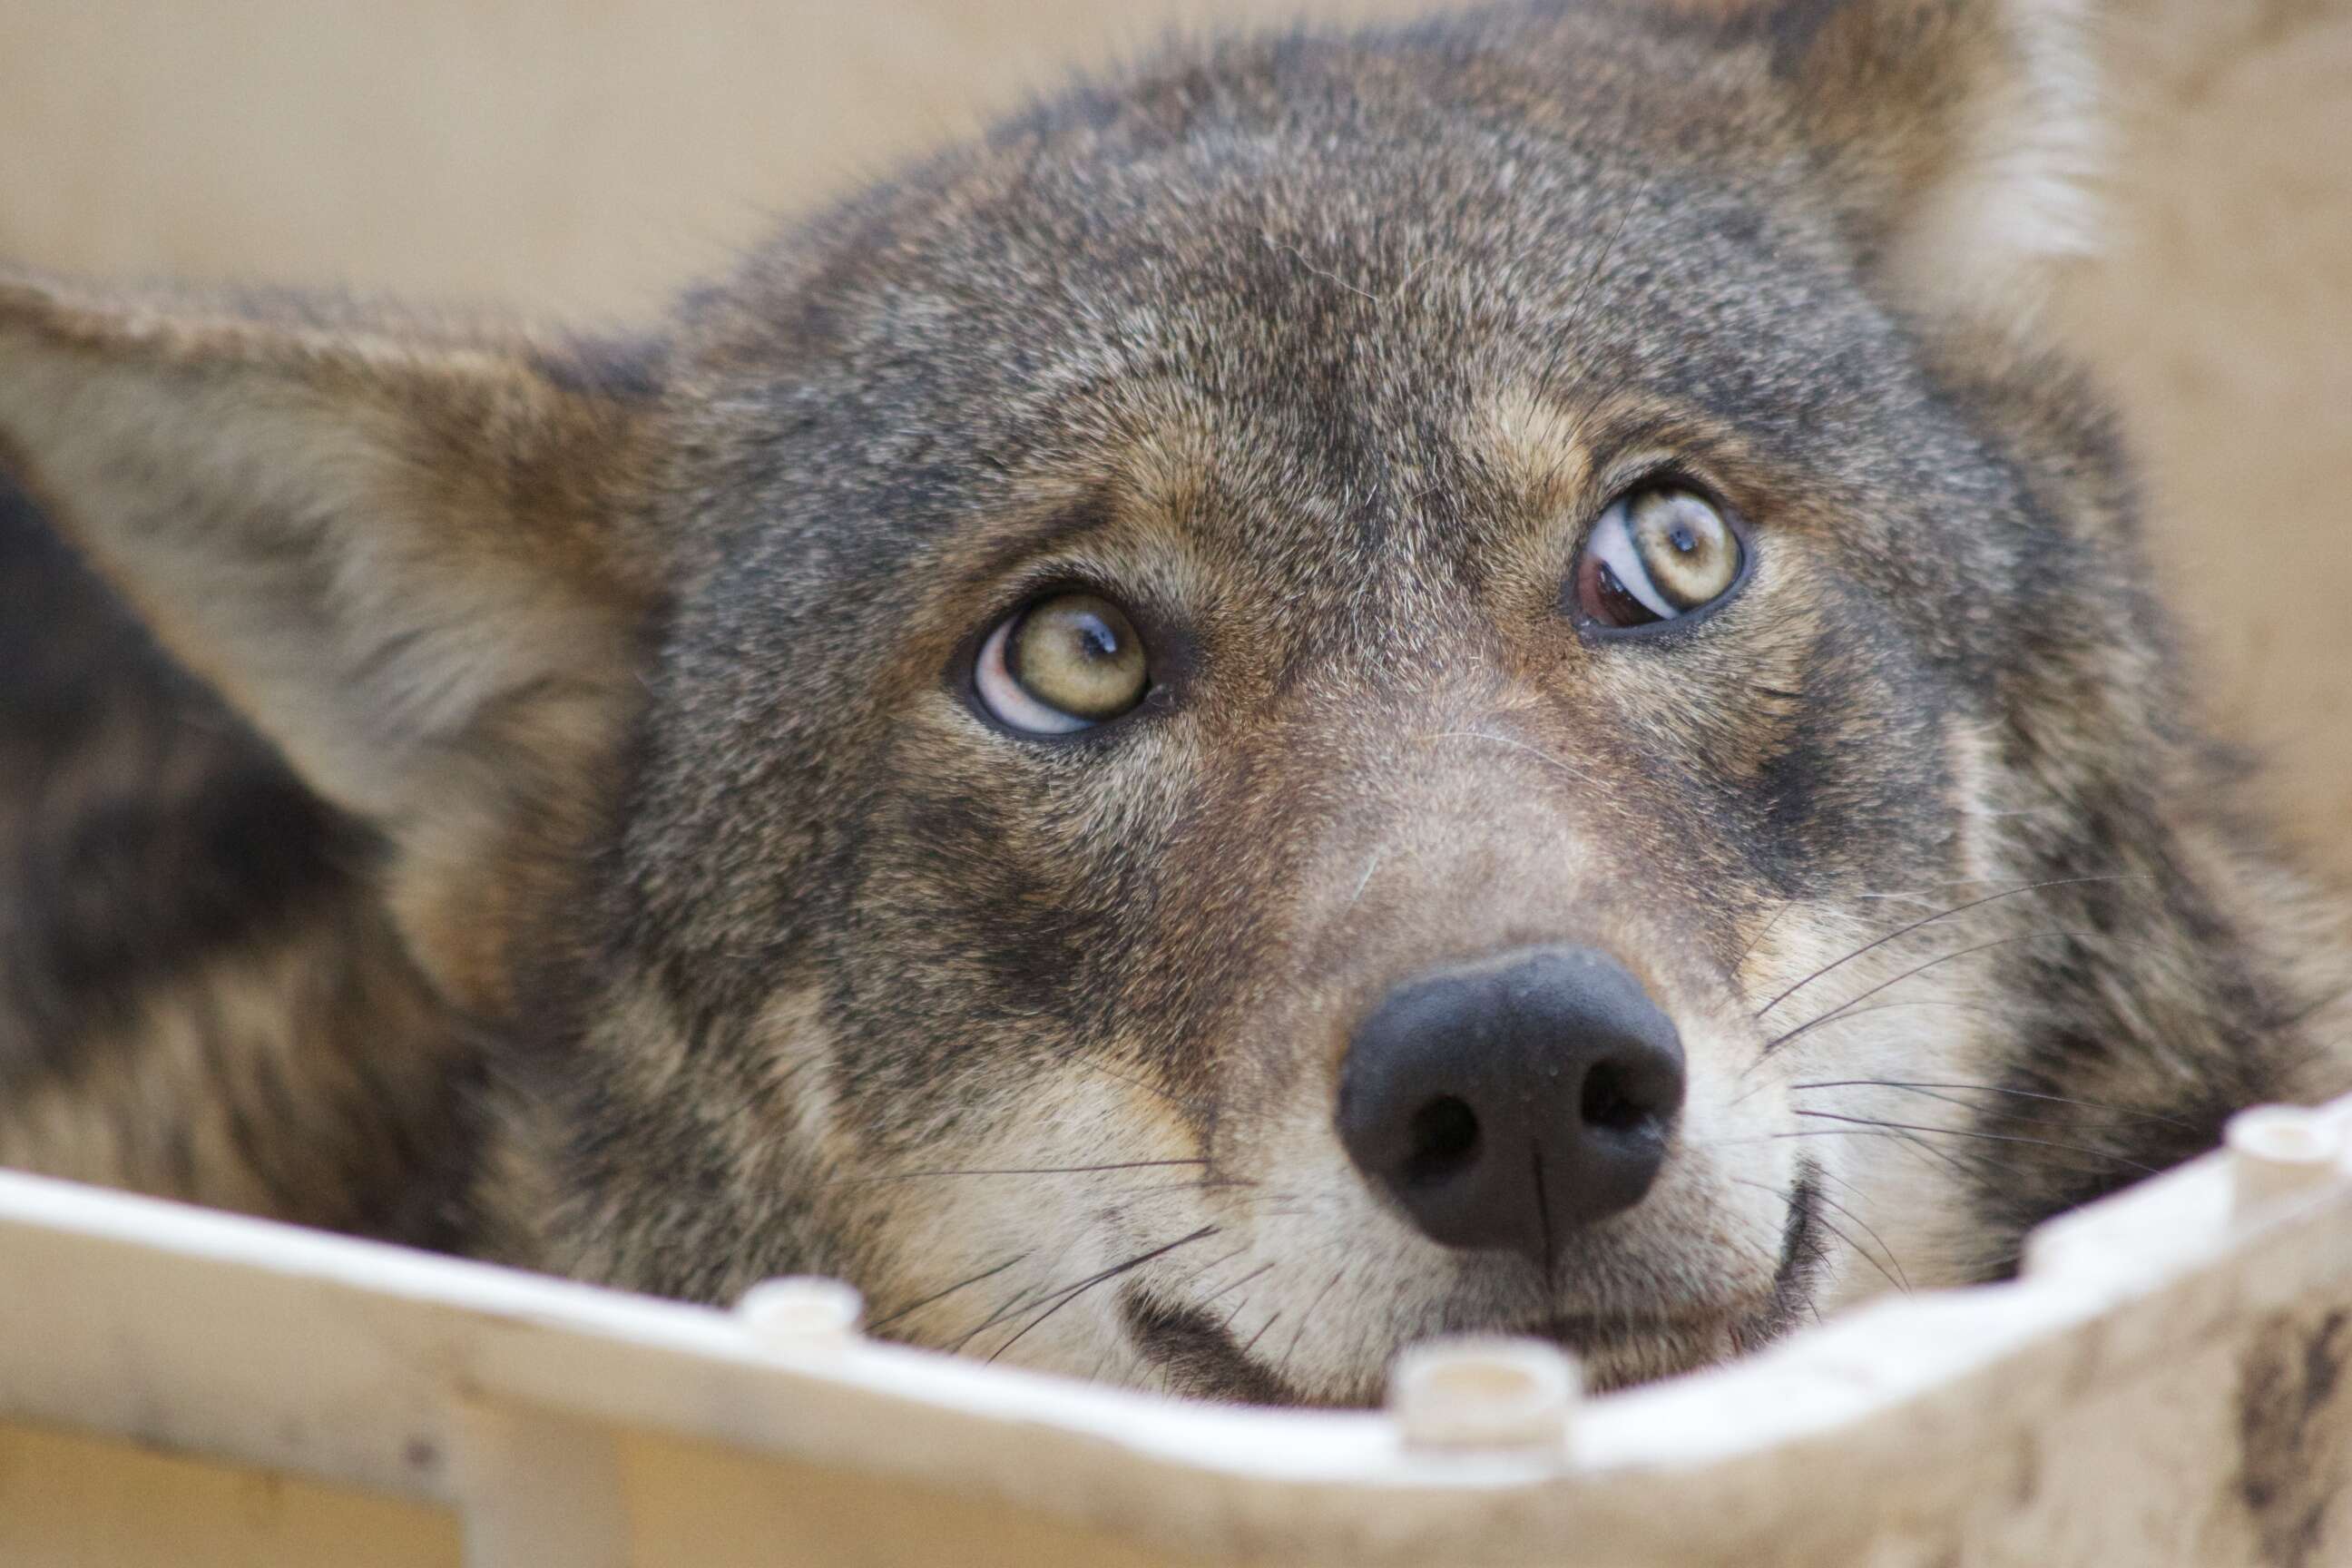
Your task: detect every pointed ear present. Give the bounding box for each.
[1681,0,2104,324]
[0,272,669,1014]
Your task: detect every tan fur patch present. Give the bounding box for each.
[1476,387,1597,514]
[0,897,461,1236]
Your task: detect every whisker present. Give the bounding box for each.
[983,1225,1223,1366]
[1755,876,2142,1018]
[1206,1261,1279,1315]
[1167,1244,1254,1295]
[1733,897,1798,973]
[1805,1181,1909,1294]
[1792,1109,2158,1175]
[1738,871,2130,975]
[1844,871,2107,903]
[1063,1054,1203,1113]
[1276,1263,1352,1387]
[1848,880,2016,900]
[1801,1163,1925,1282]
[1724,997,2004,1112]
[1730,1178,1907,1294]
[1422,729,1602,789]
[867,1252,1032,1333]
[1112,1177,1261,1200]
[1805,1188,1913,1294]
[1791,1079,2201,1132]
[1767,1122,2142,1184]
[1808,997,2007,1026]
[946,1279,1059,1355]
[1733,1125,1996,1182]
[818,1158,1209,1189]
[1261,233,1382,303]
[1757,929,2117,1061]
[1561,180,1644,343]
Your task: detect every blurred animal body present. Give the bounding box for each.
[4,0,2346,1402]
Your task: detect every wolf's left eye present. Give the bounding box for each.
[1573,487,1744,631]
[973,592,1151,735]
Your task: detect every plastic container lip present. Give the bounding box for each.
[737,1275,866,1341]
[1388,1335,1580,1451]
[2226,1103,2337,1167]
[8,1087,2352,1565]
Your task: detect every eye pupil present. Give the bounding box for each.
[1668,525,1698,554]
[1077,616,1121,661]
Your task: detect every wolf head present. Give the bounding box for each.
[4,0,2340,1403]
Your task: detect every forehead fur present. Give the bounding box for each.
[662,12,1974,584]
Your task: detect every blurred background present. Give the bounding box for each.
[4,0,2347,871]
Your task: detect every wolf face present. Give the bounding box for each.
[4,0,2345,1405]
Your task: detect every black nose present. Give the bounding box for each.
[1337,946,1686,1261]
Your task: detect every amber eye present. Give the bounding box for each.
[1573,486,1745,630]
[974,592,1151,734]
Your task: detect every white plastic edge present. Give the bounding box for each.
[2,1091,2348,1562]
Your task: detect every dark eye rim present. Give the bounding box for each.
[1566,477,1759,644]
[952,583,1176,745]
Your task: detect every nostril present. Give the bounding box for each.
[1579,1061,1645,1133]
[1402,1094,1481,1188]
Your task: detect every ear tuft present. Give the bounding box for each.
[1677,0,2108,325]
[1851,0,2106,325]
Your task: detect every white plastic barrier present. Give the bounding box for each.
[5,1096,2352,1567]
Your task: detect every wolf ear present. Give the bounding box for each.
[0,274,668,1014]
[1681,0,2103,323]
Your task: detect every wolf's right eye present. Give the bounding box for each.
[973,593,1151,735]
[1573,487,1745,631]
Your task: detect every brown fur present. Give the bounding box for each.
[4,0,2347,1404]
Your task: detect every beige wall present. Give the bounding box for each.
[5,0,2349,874]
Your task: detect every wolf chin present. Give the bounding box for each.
[3,0,2346,1406]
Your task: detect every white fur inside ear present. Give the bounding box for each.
[1886,0,2107,326]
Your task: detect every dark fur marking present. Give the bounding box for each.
[0,475,366,1076]
[2237,1308,2352,1568]
[1119,1284,1298,1405]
